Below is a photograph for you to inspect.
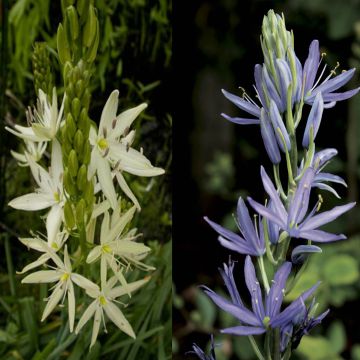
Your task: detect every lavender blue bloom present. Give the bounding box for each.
[303,40,360,107]
[189,335,216,360]
[204,197,265,256]
[202,257,319,336]
[260,108,281,164]
[248,166,356,242]
[269,100,291,152]
[280,298,329,351]
[291,245,322,264]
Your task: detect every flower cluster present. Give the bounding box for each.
[200,9,357,359]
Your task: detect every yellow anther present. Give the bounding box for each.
[54,192,60,202]
[51,242,59,250]
[263,316,271,328]
[97,138,108,150]
[102,244,112,253]
[321,52,327,58]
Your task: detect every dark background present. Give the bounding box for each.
[174,0,360,359]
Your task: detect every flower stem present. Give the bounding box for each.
[248,335,265,360]
[257,256,270,293]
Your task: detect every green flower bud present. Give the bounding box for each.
[74,129,84,155]
[77,0,89,18]
[75,199,86,225]
[66,6,79,40]
[66,113,76,140]
[84,180,94,207]
[57,24,71,64]
[61,126,73,154]
[76,164,87,191]
[78,108,88,129]
[83,5,97,47]
[63,62,73,85]
[64,201,75,229]
[71,98,81,119]
[68,149,79,177]
[85,19,99,63]
[75,79,85,98]
[82,142,91,165]
[64,169,77,196]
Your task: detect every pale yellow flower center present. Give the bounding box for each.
[54,192,60,202]
[98,138,108,150]
[61,273,70,282]
[51,242,59,250]
[102,244,112,253]
[99,296,107,305]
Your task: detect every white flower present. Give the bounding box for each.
[5,88,64,142]
[17,229,68,274]
[8,139,64,244]
[11,140,47,166]
[86,205,153,290]
[22,246,98,332]
[89,90,165,210]
[75,275,150,348]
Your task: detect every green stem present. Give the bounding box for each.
[263,218,278,266]
[273,165,286,201]
[248,335,266,360]
[273,328,281,360]
[257,256,270,293]
[4,234,16,297]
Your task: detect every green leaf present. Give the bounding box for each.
[327,321,346,354]
[322,255,359,286]
[296,336,338,359]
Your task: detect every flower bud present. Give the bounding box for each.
[57,24,71,64]
[64,201,75,229]
[82,142,91,165]
[85,19,99,63]
[84,180,94,207]
[64,169,77,196]
[260,108,281,164]
[68,150,79,177]
[75,79,85,98]
[83,5,97,47]
[76,0,89,17]
[75,199,86,225]
[66,6,79,40]
[66,113,76,140]
[71,98,81,119]
[76,164,87,191]
[74,129,84,154]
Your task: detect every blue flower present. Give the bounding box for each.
[303,40,360,107]
[202,257,319,336]
[280,298,329,351]
[248,166,355,242]
[189,335,216,360]
[204,198,265,256]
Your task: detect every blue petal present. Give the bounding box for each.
[300,202,356,231]
[288,167,315,225]
[322,87,360,102]
[303,40,320,95]
[312,182,341,199]
[291,245,322,264]
[260,109,281,164]
[202,286,262,326]
[247,197,286,229]
[262,66,283,112]
[260,166,288,220]
[313,148,338,168]
[204,217,245,244]
[218,236,258,255]
[221,325,266,336]
[219,260,243,307]
[302,92,324,148]
[244,256,265,322]
[254,64,267,109]
[237,198,263,255]
[270,282,320,328]
[269,100,291,152]
[314,172,347,187]
[266,261,292,318]
[275,59,292,109]
[222,89,261,117]
[298,229,346,243]
[221,113,260,125]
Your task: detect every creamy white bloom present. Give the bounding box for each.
[88,89,165,210]
[17,229,68,274]
[75,275,150,348]
[5,88,64,142]
[86,205,153,290]
[8,139,64,244]
[22,246,98,332]
[11,140,47,166]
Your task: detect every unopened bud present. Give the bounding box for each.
[68,150,79,177]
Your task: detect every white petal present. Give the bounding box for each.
[100,90,119,133]
[71,273,99,293]
[19,237,47,252]
[106,256,129,293]
[86,246,102,264]
[22,270,61,283]
[104,301,135,338]
[17,254,50,274]
[9,193,55,211]
[115,171,140,211]
[109,277,150,298]
[94,150,118,210]
[88,147,97,180]
[28,157,54,192]
[100,211,110,244]
[108,206,136,242]
[50,138,63,184]
[68,281,75,332]
[91,306,102,348]
[5,125,41,142]
[63,246,72,272]
[92,200,111,219]
[109,240,151,256]
[75,300,97,334]
[46,205,63,247]
[111,103,147,140]
[41,284,65,321]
